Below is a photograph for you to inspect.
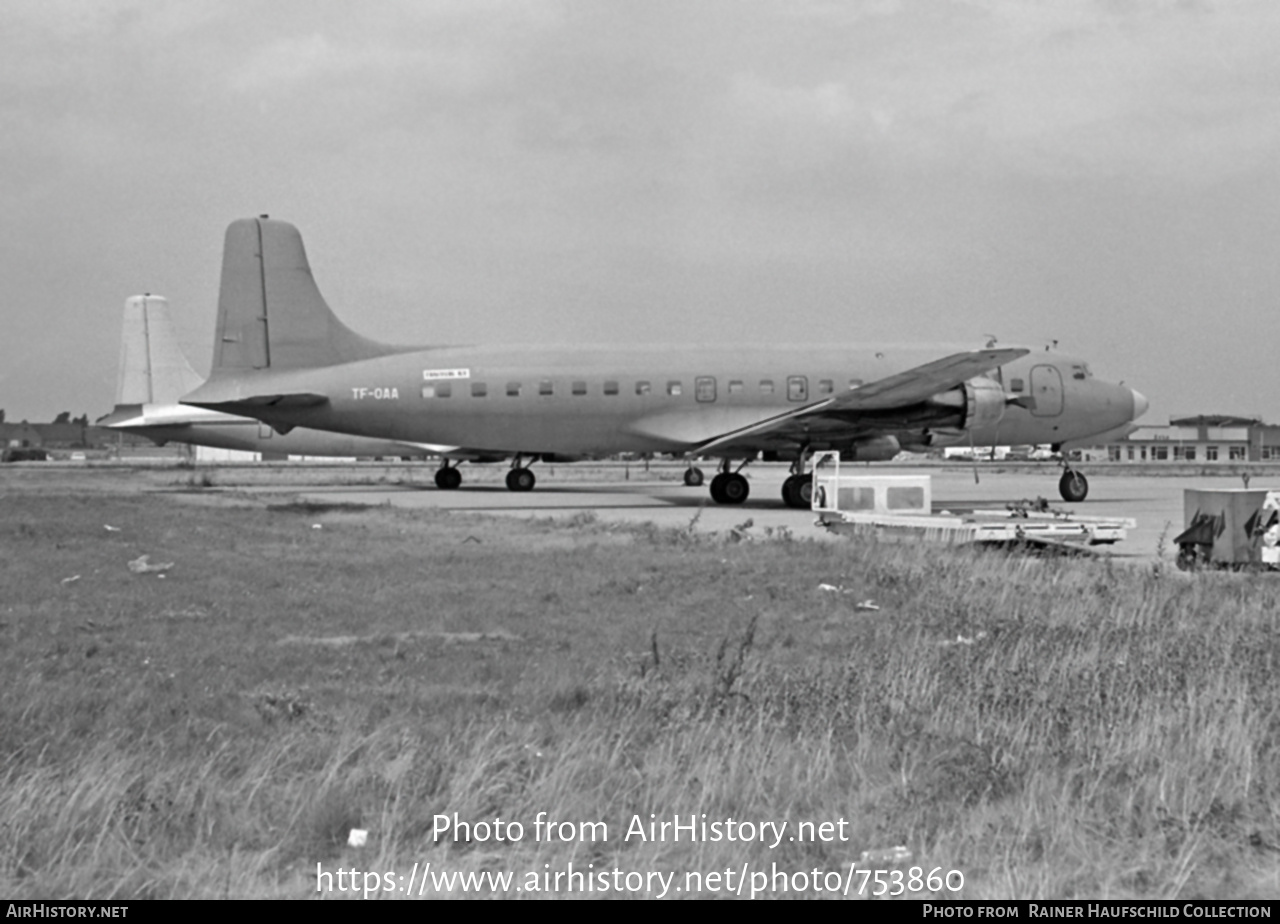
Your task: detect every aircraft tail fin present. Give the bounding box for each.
[209,216,403,376]
[115,295,205,406]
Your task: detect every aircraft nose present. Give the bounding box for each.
[1130,388,1149,421]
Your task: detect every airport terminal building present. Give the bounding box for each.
[1104,415,1280,463]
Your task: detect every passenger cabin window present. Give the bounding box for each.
[728,380,744,395]
[636,381,651,396]
[667,381,683,397]
[695,377,716,403]
[760,379,775,394]
[1009,378,1025,393]
[788,376,808,402]
[572,380,587,396]
[539,380,554,396]
[848,379,863,390]
[471,382,487,398]
[818,379,834,395]
[1071,365,1086,381]
[420,382,452,398]
[604,380,619,396]
[506,382,522,397]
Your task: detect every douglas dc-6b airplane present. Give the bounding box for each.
[182,217,1148,507]
[98,293,434,459]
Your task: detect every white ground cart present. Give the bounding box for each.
[810,451,1133,551]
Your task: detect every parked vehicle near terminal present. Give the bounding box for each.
[1,448,49,462]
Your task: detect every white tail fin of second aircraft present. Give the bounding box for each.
[115,295,205,406]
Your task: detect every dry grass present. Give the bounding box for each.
[0,482,1277,899]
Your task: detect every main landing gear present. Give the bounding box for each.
[683,465,705,487]
[435,458,536,492]
[780,449,814,509]
[701,454,813,507]
[781,472,814,509]
[505,455,537,492]
[709,460,750,504]
[434,462,462,490]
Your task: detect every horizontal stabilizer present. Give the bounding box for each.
[97,403,249,428]
[184,392,329,414]
[215,392,329,408]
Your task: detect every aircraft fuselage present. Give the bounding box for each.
[210,342,1138,458]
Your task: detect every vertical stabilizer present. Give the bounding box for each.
[210,217,398,376]
[115,295,204,405]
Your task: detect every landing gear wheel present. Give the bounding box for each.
[781,474,813,509]
[435,467,462,490]
[710,472,749,505]
[684,467,705,487]
[1059,470,1088,503]
[506,468,536,492]
[722,473,749,504]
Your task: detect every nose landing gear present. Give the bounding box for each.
[1058,467,1088,503]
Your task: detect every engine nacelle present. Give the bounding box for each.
[961,376,1007,432]
[841,435,901,462]
[921,376,1008,445]
[913,376,1006,447]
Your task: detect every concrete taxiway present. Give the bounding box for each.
[5,459,1264,563]
[267,463,1249,564]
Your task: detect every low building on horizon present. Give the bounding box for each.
[1102,414,1280,463]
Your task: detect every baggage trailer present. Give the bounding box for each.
[1174,488,1280,571]
[810,452,1133,551]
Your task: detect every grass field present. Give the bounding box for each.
[1,476,1277,899]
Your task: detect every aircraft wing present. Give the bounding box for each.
[817,349,1027,411]
[693,348,1027,454]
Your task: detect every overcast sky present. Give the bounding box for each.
[3,0,1279,424]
